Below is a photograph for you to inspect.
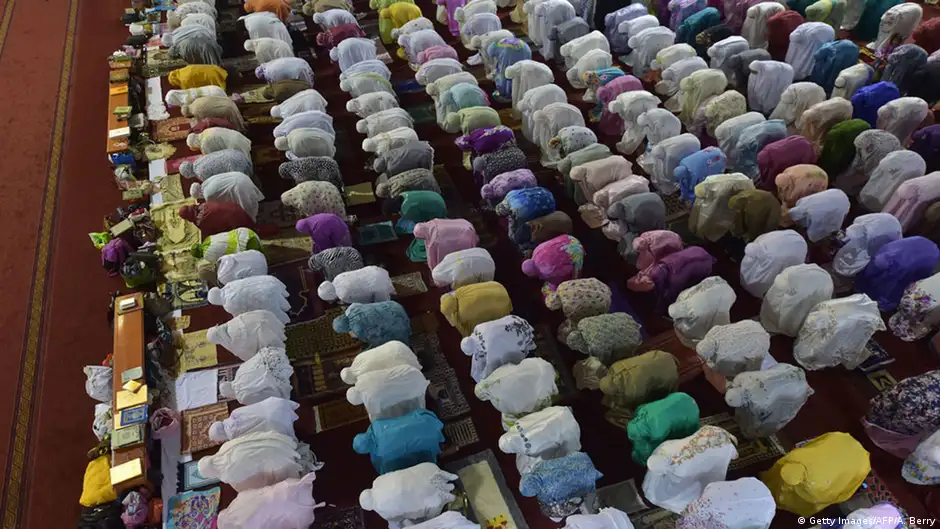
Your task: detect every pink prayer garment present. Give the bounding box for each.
[521,234,585,295]
[884,172,940,232]
[294,213,351,254]
[628,230,685,291]
[413,219,479,270]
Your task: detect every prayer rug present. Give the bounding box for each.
[532,324,578,400]
[160,249,202,283]
[262,230,313,265]
[594,479,649,515]
[426,365,471,420]
[393,79,425,95]
[312,506,366,529]
[178,459,220,491]
[699,413,786,470]
[844,471,918,528]
[411,332,449,373]
[866,369,898,392]
[153,117,192,142]
[151,198,201,253]
[358,220,399,246]
[345,182,376,206]
[243,104,278,125]
[158,279,210,310]
[411,311,440,334]
[629,507,681,529]
[313,398,369,432]
[220,54,258,73]
[177,329,218,373]
[217,8,240,31]
[144,142,177,161]
[444,449,529,529]
[239,85,274,104]
[269,257,322,323]
[166,487,221,529]
[157,173,185,203]
[216,364,239,402]
[607,281,648,340]
[640,330,705,385]
[256,200,302,229]
[441,417,481,457]
[660,192,691,223]
[285,307,363,362]
[144,49,186,77]
[392,271,428,298]
[251,145,284,166]
[496,108,522,131]
[857,338,895,373]
[405,102,436,125]
[181,402,229,454]
[291,348,359,401]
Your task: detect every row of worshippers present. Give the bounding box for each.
[161,1,335,528]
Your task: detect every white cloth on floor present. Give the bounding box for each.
[219,346,294,405]
[209,397,299,442]
[317,266,396,304]
[346,365,429,421]
[461,315,536,383]
[339,341,421,385]
[207,309,287,361]
[359,463,458,526]
[696,320,770,379]
[725,363,814,438]
[793,294,886,370]
[642,426,739,513]
[198,431,304,492]
[208,275,290,322]
[760,263,834,337]
[740,230,808,298]
[669,276,736,348]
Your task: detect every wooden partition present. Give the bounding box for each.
[111,292,151,492]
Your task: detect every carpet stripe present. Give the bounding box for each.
[0,0,78,526]
[0,0,16,62]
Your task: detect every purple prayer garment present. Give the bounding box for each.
[756,136,818,191]
[911,125,940,173]
[855,236,940,311]
[597,76,644,136]
[295,213,351,254]
[440,0,466,35]
[102,238,134,277]
[649,246,716,311]
[455,126,516,155]
[480,169,538,201]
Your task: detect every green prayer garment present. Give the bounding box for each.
[627,392,701,466]
[818,119,870,177]
[400,191,447,223]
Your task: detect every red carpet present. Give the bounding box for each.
[1,1,939,528]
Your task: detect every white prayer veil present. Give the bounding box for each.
[668,276,737,348]
[760,263,834,336]
[785,22,835,80]
[725,363,814,439]
[833,213,903,277]
[793,294,886,370]
[858,150,927,212]
[740,230,808,298]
